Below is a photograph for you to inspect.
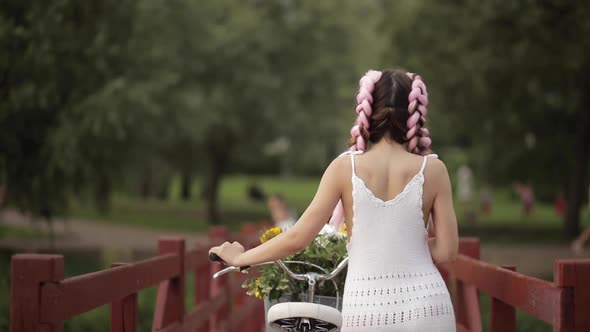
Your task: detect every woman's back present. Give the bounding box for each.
[339,147,456,331]
[344,149,435,262]
[341,145,438,231]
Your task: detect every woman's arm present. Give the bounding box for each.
[428,159,459,263]
[209,157,347,267]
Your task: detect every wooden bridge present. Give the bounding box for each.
[8,223,590,332]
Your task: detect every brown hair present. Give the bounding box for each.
[348,69,431,155]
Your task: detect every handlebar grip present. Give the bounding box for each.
[209,252,223,262]
[209,252,250,271]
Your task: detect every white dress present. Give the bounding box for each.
[341,152,456,331]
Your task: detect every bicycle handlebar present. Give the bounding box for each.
[210,254,349,281]
[209,252,251,271]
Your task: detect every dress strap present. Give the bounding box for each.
[337,150,363,178]
[419,153,439,174]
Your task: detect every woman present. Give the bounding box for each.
[572,184,590,254]
[267,193,297,231]
[210,69,459,331]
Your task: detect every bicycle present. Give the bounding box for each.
[210,253,348,332]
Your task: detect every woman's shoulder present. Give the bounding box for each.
[423,156,450,184]
[425,155,447,172]
[325,153,354,176]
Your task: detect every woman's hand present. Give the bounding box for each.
[209,241,245,266]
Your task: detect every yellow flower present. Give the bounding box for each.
[339,223,348,235]
[254,278,263,299]
[260,227,282,243]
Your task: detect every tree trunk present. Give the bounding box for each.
[205,167,221,224]
[563,106,590,238]
[564,166,587,238]
[47,217,55,251]
[157,175,170,201]
[204,144,228,225]
[95,175,112,215]
[39,206,55,250]
[139,168,152,200]
[181,168,192,201]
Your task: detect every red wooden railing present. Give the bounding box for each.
[9,223,267,332]
[444,238,590,332]
[9,230,590,332]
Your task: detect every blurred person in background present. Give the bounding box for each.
[479,187,493,217]
[554,191,567,218]
[457,164,476,223]
[0,186,5,208]
[572,185,590,254]
[246,185,296,230]
[267,193,296,231]
[513,181,535,217]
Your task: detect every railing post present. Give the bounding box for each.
[209,226,230,332]
[195,247,211,332]
[554,259,590,332]
[490,266,516,332]
[10,254,64,332]
[234,223,260,332]
[110,263,138,332]
[458,237,481,260]
[454,238,482,332]
[153,237,186,331]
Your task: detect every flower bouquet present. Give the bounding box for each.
[242,224,348,305]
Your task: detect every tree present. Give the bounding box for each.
[382,0,590,237]
[0,0,140,218]
[1,0,385,226]
[124,0,384,223]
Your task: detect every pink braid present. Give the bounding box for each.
[350,70,382,152]
[406,73,432,155]
[329,70,382,230]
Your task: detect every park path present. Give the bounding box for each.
[0,209,207,253]
[479,243,589,277]
[1,209,589,277]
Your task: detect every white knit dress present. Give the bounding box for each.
[341,153,455,331]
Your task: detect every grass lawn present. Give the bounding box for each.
[478,293,552,332]
[0,223,46,240]
[68,175,577,243]
[70,175,319,233]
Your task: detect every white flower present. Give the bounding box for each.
[314,224,347,247]
[319,224,337,235]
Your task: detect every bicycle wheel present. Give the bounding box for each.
[268,302,341,332]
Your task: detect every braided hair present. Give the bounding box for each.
[330,69,433,228]
[348,70,382,152]
[405,73,431,155]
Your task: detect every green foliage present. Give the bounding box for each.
[243,230,348,301]
[4,0,587,233]
[0,0,385,223]
[125,0,384,222]
[381,0,590,235]
[383,0,589,180]
[0,0,140,216]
